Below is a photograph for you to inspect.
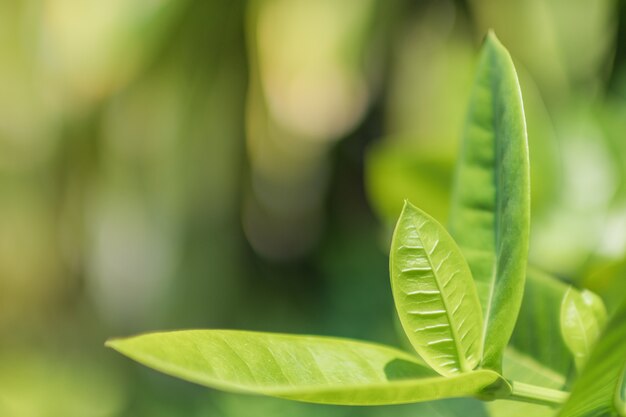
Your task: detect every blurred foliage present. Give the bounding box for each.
[2,0,626,415]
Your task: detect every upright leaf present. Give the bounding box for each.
[390,201,483,376]
[449,32,530,372]
[560,287,607,370]
[106,330,502,405]
[559,296,626,417]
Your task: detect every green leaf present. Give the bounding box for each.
[618,368,626,416]
[509,268,574,383]
[106,330,502,405]
[448,31,530,372]
[365,142,453,226]
[502,347,566,390]
[560,287,607,370]
[559,296,626,417]
[390,201,483,376]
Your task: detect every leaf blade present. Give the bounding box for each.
[509,268,574,384]
[559,296,626,417]
[390,201,484,376]
[449,32,530,372]
[106,330,501,405]
[560,287,607,370]
[502,347,566,390]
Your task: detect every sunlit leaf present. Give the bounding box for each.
[559,296,626,417]
[390,201,483,376]
[106,330,502,405]
[560,287,607,370]
[0,349,127,417]
[449,32,530,372]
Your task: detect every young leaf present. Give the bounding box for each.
[448,31,530,372]
[106,330,502,405]
[390,201,483,376]
[559,296,626,417]
[560,287,607,370]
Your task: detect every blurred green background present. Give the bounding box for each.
[1,0,626,416]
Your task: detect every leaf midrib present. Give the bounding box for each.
[142,345,498,395]
[415,219,469,373]
[572,301,590,358]
[480,46,500,361]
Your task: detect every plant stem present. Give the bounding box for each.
[508,380,569,407]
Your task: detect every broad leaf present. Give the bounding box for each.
[510,268,574,383]
[559,296,626,417]
[449,32,530,372]
[560,287,607,370]
[106,330,502,405]
[390,201,483,376]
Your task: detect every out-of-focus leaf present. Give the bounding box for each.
[486,399,555,417]
[0,349,127,417]
[518,72,561,217]
[250,0,379,141]
[365,143,453,225]
[390,201,483,376]
[41,0,189,101]
[469,0,616,98]
[107,330,502,405]
[558,296,626,417]
[486,346,567,417]
[510,268,574,382]
[584,257,626,312]
[502,347,566,390]
[530,105,618,278]
[385,2,475,152]
[560,288,607,370]
[449,32,530,372]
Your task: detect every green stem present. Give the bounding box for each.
[508,381,569,407]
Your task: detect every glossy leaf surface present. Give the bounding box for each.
[390,201,483,376]
[560,287,607,370]
[559,296,626,417]
[106,330,502,405]
[449,32,530,371]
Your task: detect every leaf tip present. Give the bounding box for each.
[105,337,125,352]
[484,29,501,45]
[400,198,412,215]
[481,30,513,61]
[401,198,417,211]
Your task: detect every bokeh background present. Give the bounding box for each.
[1,0,626,416]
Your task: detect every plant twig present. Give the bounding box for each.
[508,380,569,407]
